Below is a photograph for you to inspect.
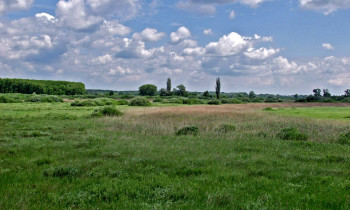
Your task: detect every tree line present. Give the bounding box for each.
[0,78,85,95]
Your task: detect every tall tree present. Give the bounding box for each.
[345,89,350,97]
[215,78,221,99]
[323,89,331,98]
[166,78,171,94]
[313,88,321,98]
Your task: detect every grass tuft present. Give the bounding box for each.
[175,126,199,136]
[278,127,307,141]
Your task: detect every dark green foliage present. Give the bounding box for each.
[129,97,152,106]
[166,78,172,93]
[0,94,63,103]
[175,126,199,136]
[153,97,163,102]
[71,98,117,107]
[278,127,307,141]
[216,124,236,133]
[139,84,157,96]
[263,107,274,111]
[0,78,85,95]
[0,95,19,103]
[203,91,210,97]
[163,98,183,104]
[221,98,242,104]
[43,166,79,178]
[174,84,188,97]
[91,106,123,117]
[115,100,129,105]
[182,98,205,105]
[216,78,221,99]
[208,100,221,105]
[337,131,350,145]
[296,98,307,102]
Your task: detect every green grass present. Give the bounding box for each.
[273,107,350,120]
[1,103,350,209]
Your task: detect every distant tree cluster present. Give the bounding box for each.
[0,78,85,95]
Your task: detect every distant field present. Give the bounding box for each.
[1,102,350,209]
[270,106,350,120]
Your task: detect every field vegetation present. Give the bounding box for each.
[1,100,350,209]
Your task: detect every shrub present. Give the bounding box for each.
[221,98,243,104]
[176,126,199,136]
[43,166,79,178]
[91,106,123,117]
[207,100,221,105]
[278,127,307,141]
[153,97,163,103]
[216,124,236,133]
[295,98,307,103]
[182,98,205,105]
[163,98,183,104]
[139,84,157,96]
[0,95,18,103]
[263,107,274,111]
[115,100,129,105]
[129,97,151,106]
[337,131,350,145]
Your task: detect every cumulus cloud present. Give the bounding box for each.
[244,47,280,60]
[205,32,248,56]
[115,38,164,58]
[170,26,191,43]
[0,0,34,15]
[132,28,166,42]
[322,43,334,50]
[56,0,103,31]
[300,0,350,15]
[91,54,113,64]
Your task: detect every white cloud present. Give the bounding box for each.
[203,28,213,35]
[133,28,166,42]
[229,10,235,19]
[91,54,113,64]
[244,47,280,59]
[205,32,247,56]
[108,66,133,76]
[56,0,103,31]
[99,20,131,36]
[300,0,350,15]
[322,43,334,50]
[35,13,57,23]
[170,26,191,43]
[0,0,34,15]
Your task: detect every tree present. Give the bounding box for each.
[160,88,168,96]
[215,78,221,99]
[345,89,350,97]
[139,84,157,96]
[313,88,321,98]
[294,94,299,99]
[203,91,210,97]
[175,84,188,96]
[249,91,255,99]
[323,89,331,98]
[109,91,114,96]
[166,78,171,94]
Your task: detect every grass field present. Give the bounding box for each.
[1,102,350,209]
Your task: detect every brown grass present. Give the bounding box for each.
[99,103,350,143]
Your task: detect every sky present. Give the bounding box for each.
[0,0,350,95]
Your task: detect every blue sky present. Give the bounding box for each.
[0,0,349,94]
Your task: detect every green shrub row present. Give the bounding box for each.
[0,94,63,103]
[71,98,128,107]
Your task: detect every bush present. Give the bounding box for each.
[176,126,199,136]
[263,107,274,111]
[153,97,163,103]
[91,106,123,117]
[221,98,243,104]
[337,131,350,145]
[115,100,129,105]
[43,166,79,178]
[278,127,307,141]
[128,97,151,106]
[295,98,307,103]
[163,98,183,104]
[208,100,221,105]
[216,124,236,133]
[139,84,157,96]
[71,98,116,107]
[0,95,18,103]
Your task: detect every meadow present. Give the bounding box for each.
[0,101,350,209]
